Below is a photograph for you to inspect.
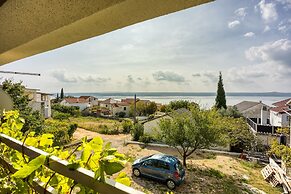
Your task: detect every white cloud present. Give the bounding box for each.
[234,7,247,19]
[228,20,240,29]
[257,0,278,23]
[245,39,291,66]
[263,25,271,32]
[275,0,291,9]
[51,70,110,83]
[244,32,255,37]
[152,71,186,82]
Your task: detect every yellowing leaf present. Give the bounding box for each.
[12,155,46,178]
[115,172,131,186]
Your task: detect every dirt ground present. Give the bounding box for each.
[72,128,281,194]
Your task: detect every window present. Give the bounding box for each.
[157,161,170,170]
[124,107,126,111]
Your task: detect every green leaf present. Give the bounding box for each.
[115,172,131,186]
[103,161,125,175]
[12,155,46,178]
[67,162,80,171]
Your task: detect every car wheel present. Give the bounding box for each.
[133,168,141,177]
[166,179,176,190]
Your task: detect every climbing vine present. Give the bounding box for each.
[0,110,130,193]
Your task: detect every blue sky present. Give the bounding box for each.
[1,0,291,93]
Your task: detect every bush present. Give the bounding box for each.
[52,104,80,116]
[122,120,133,133]
[43,120,78,146]
[131,123,144,141]
[52,111,70,120]
[139,134,153,143]
[117,112,126,118]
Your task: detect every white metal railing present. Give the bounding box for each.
[0,133,144,194]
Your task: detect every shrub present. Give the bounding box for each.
[131,123,144,141]
[52,104,80,116]
[122,120,133,133]
[43,120,78,146]
[139,134,153,143]
[52,111,70,120]
[117,112,126,118]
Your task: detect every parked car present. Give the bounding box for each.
[132,154,185,189]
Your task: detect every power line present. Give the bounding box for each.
[0,71,40,76]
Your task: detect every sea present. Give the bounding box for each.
[66,92,291,108]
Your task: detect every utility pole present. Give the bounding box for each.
[284,110,291,148]
[133,94,137,124]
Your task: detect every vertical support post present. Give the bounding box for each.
[133,94,137,124]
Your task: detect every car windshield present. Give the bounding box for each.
[140,155,153,162]
[175,161,183,172]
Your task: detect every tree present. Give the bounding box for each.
[215,72,227,109]
[218,106,242,118]
[60,88,64,99]
[131,122,144,141]
[217,117,256,152]
[1,79,43,134]
[129,101,157,116]
[56,93,59,102]
[166,100,199,112]
[158,107,222,167]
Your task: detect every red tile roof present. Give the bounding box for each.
[270,106,291,113]
[272,98,291,107]
[64,97,88,103]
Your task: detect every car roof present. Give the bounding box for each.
[149,154,179,164]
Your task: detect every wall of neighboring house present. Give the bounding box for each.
[112,105,130,117]
[62,102,89,111]
[28,92,51,118]
[270,110,282,127]
[270,110,289,127]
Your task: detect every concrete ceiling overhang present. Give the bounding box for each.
[0,0,213,66]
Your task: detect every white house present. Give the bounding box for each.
[79,96,99,106]
[99,98,130,117]
[60,97,90,111]
[270,98,291,127]
[235,101,270,125]
[112,102,130,117]
[25,88,52,118]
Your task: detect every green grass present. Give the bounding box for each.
[68,116,123,134]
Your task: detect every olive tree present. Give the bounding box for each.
[158,107,223,167]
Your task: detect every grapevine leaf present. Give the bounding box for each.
[67,162,80,171]
[12,155,46,178]
[115,172,131,186]
[88,137,103,151]
[25,137,38,147]
[103,161,125,175]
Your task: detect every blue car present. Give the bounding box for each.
[132,154,185,189]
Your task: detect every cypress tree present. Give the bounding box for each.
[60,88,64,99]
[215,72,227,109]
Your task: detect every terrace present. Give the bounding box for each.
[0,0,213,193]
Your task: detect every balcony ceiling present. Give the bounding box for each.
[0,0,212,66]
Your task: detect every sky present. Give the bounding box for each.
[1,0,291,93]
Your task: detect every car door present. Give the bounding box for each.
[139,159,158,178]
[155,161,171,181]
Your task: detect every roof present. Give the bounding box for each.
[272,98,291,107]
[235,101,261,112]
[63,97,88,104]
[270,106,291,113]
[149,154,179,164]
[117,102,130,106]
[99,98,112,104]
